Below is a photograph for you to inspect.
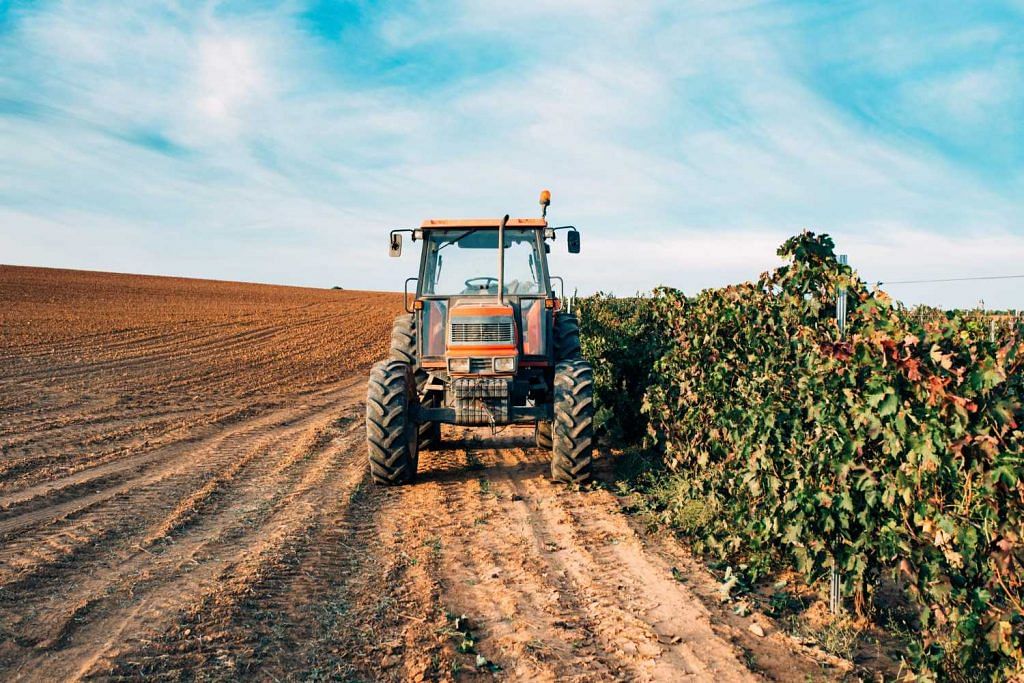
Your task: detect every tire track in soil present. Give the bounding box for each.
[0,376,364,497]
[383,428,845,682]
[72,420,365,679]
[98,430,469,681]
[104,439,436,681]
[0,402,310,538]
[0,403,261,494]
[503,454,747,681]
[409,440,624,681]
[0,385,368,680]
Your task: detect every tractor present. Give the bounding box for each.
[366,190,594,485]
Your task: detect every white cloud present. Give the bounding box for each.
[905,62,1019,125]
[194,35,266,123]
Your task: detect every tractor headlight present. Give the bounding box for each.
[448,357,471,374]
[493,357,517,373]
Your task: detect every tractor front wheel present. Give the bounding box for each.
[366,359,419,485]
[551,359,594,484]
[390,314,439,450]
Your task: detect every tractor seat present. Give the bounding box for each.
[458,280,539,295]
[461,284,498,295]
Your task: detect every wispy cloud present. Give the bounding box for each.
[0,1,1021,308]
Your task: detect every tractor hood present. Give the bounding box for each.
[447,302,517,350]
[449,302,515,317]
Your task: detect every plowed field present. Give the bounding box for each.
[0,266,846,681]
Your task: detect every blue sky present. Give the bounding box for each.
[1,1,1022,308]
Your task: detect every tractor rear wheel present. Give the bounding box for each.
[389,313,417,364]
[535,420,552,450]
[554,313,582,361]
[366,359,419,485]
[551,359,594,484]
[389,314,428,384]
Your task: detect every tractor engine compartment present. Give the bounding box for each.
[419,366,551,427]
[449,377,510,425]
[444,301,518,376]
[415,298,554,427]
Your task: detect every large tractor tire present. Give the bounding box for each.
[551,359,594,484]
[389,314,440,450]
[535,420,552,450]
[554,313,582,361]
[366,359,419,485]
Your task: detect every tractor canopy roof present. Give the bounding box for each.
[419,218,547,229]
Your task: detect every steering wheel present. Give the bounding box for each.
[465,276,498,290]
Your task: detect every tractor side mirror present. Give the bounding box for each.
[544,243,550,254]
[567,230,580,254]
[389,233,402,257]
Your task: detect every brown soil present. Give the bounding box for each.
[0,265,849,681]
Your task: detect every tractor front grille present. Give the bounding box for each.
[450,321,514,344]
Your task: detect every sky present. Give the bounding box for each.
[0,0,1022,309]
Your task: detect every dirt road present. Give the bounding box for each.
[0,266,842,681]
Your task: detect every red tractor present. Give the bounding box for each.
[367,191,593,485]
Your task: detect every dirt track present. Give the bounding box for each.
[0,266,844,681]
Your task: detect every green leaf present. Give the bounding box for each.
[878,392,898,417]
[782,523,803,546]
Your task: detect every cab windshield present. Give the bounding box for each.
[421,228,546,296]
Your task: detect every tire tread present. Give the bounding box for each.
[366,359,418,485]
[550,359,594,484]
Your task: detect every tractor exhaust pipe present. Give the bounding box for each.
[497,214,509,305]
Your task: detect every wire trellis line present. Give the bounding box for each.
[876,274,1024,286]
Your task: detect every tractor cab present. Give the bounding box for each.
[366,191,594,487]
[402,217,571,377]
[419,220,548,297]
